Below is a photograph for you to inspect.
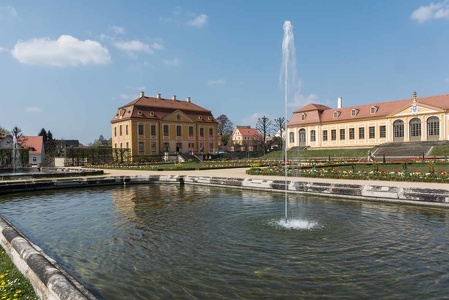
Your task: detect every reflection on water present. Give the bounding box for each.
[1,184,449,299]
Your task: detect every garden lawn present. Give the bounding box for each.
[0,248,37,299]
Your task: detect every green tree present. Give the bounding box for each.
[0,125,9,136]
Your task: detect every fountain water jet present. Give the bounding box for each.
[278,21,316,230]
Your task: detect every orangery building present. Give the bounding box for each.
[286,93,449,149]
[111,92,219,160]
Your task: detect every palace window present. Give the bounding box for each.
[138,110,142,115]
[151,124,156,136]
[151,142,156,153]
[200,128,204,137]
[340,129,345,140]
[310,130,316,142]
[120,125,122,136]
[369,126,375,139]
[209,128,213,137]
[351,109,359,116]
[331,129,336,141]
[138,124,144,136]
[333,111,341,118]
[289,132,294,143]
[370,106,379,114]
[177,125,182,137]
[125,125,128,135]
[359,127,365,139]
[114,127,117,137]
[163,125,169,137]
[323,130,328,141]
[380,126,386,138]
[349,128,355,140]
[138,142,144,154]
[301,113,306,120]
[149,111,154,116]
[427,116,440,137]
[189,126,194,136]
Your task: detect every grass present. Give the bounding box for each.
[0,248,38,300]
[429,145,449,156]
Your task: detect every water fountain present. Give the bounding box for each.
[279,21,317,230]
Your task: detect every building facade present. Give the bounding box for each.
[111,92,219,160]
[230,126,261,151]
[287,93,449,149]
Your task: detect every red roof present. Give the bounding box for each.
[112,94,217,123]
[18,136,44,155]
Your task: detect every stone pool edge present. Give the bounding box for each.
[1,173,449,300]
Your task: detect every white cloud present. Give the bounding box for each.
[207,79,226,85]
[113,40,163,57]
[163,58,180,67]
[0,6,17,20]
[11,35,111,67]
[119,93,136,100]
[411,1,449,23]
[0,46,7,53]
[24,107,43,113]
[111,26,125,35]
[242,112,274,128]
[188,14,208,27]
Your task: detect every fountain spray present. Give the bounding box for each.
[280,20,298,222]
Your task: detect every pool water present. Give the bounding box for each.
[1,184,448,299]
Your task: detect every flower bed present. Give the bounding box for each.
[246,161,449,183]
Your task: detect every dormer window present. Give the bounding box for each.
[370,106,379,114]
[138,110,142,115]
[333,111,341,118]
[301,113,306,120]
[351,109,359,116]
[198,116,203,120]
[208,116,212,121]
[149,111,154,116]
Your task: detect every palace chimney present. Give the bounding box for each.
[172,95,177,100]
[337,97,343,109]
[140,91,145,97]
[186,97,191,103]
[156,93,161,99]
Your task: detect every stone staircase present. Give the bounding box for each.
[374,141,449,158]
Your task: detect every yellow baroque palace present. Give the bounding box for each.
[286,92,449,149]
[111,92,219,160]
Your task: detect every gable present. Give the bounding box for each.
[390,103,444,117]
[162,110,195,122]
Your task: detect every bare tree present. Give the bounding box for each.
[11,126,23,142]
[273,117,286,151]
[256,116,273,154]
[216,114,234,147]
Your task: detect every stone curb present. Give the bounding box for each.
[1,173,449,299]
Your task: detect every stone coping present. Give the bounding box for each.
[1,173,449,299]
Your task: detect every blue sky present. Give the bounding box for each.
[1,0,449,144]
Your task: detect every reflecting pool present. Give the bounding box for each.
[1,184,449,299]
